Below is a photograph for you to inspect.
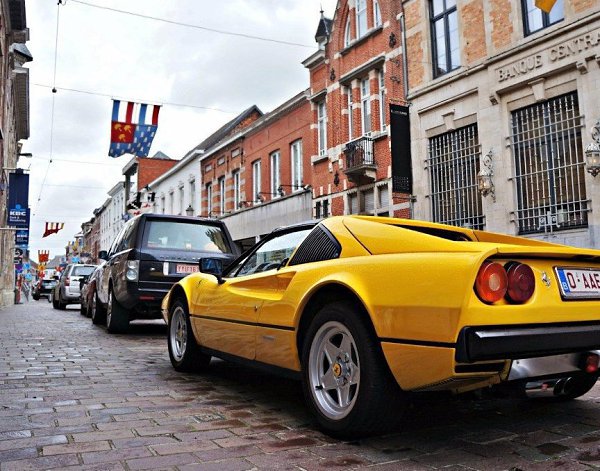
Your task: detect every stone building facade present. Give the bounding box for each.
[303,0,411,220]
[405,0,600,247]
[0,0,30,308]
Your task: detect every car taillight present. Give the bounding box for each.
[506,263,535,304]
[475,261,507,304]
[64,277,70,287]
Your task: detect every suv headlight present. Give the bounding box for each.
[126,260,139,281]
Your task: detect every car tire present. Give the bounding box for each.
[32,294,40,301]
[91,292,106,325]
[301,302,406,438]
[51,292,58,309]
[168,298,211,372]
[80,301,87,316]
[106,288,129,334]
[47,295,51,303]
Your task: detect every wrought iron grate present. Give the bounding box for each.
[511,92,588,235]
[426,124,484,229]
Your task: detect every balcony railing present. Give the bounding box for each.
[343,136,376,184]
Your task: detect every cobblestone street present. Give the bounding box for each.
[2,300,600,470]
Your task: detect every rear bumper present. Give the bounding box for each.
[116,282,170,319]
[456,322,600,363]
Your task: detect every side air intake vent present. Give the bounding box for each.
[289,226,341,266]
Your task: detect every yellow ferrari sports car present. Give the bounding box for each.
[162,216,600,437]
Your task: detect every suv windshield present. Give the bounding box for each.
[143,220,232,253]
[71,266,96,276]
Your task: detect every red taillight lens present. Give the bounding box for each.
[506,263,535,304]
[475,261,508,304]
[64,277,70,287]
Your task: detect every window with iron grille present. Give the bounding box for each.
[511,92,587,235]
[427,124,484,229]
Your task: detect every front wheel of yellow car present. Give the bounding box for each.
[168,299,211,372]
[301,302,406,438]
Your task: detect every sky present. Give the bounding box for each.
[23,0,338,260]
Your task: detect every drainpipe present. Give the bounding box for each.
[399,12,409,101]
[399,11,414,218]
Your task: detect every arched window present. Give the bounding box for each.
[344,15,352,46]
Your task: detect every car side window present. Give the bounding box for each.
[117,219,136,252]
[232,229,312,277]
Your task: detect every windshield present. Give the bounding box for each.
[143,220,232,253]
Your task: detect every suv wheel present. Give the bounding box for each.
[91,292,106,325]
[106,289,129,334]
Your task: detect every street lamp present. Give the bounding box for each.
[185,205,194,216]
[477,149,496,202]
[585,120,600,177]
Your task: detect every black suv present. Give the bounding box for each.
[93,214,238,333]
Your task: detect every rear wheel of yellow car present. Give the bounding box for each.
[168,299,211,372]
[301,302,406,438]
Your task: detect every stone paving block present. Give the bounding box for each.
[193,444,263,462]
[81,446,155,465]
[111,436,180,449]
[71,428,137,443]
[0,434,68,452]
[126,451,199,470]
[42,440,112,456]
[150,440,220,455]
[1,453,80,470]
[178,457,255,471]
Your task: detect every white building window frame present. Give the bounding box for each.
[291,140,303,190]
[378,70,386,131]
[232,170,241,210]
[356,0,368,38]
[373,0,381,27]
[206,183,213,217]
[252,160,261,203]
[318,100,327,156]
[360,77,371,136]
[270,151,281,198]
[218,177,226,216]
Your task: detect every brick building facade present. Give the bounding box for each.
[200,93,314,249]
[303,0,412,219]
[405,0,600,247]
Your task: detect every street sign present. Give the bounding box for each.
[14,248,23,257]
[15,229,29,247]
[13,256,22,265]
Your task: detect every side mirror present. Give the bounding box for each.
[199,258,225,284]
[98,250,108,261]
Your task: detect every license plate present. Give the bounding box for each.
[176,264,198,274]
[555,267,600,299]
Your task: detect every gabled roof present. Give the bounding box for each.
[197,105,262,153]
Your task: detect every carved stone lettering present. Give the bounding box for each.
[497,55,543,82]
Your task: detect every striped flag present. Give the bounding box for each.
[43,222,64,238]
[38,250,49,262]
[108,100,161,158]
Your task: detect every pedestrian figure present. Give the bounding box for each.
[21,276,30,303]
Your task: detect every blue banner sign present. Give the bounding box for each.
[8,206,29,227]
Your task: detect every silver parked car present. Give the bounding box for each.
[51,264,96,310]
